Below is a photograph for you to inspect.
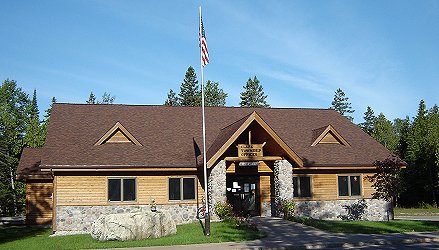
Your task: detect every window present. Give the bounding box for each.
[293,176,311,197]
[169,177,196,201]
[108,178,136,202]
[338,175,361,197]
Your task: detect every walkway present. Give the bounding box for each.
[118,217,439,249]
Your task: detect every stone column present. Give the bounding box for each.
[274,160,294,216]
[208,160,227,220]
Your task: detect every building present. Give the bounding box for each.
[17,104,397,232]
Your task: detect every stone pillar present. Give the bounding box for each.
[274,160,294,216]
[208,160,227,220]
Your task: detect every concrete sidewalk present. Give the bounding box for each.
[117,217,439,249]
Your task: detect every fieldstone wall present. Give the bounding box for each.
[295,199,391,221]
[56,204,198,232]
[273,160,294,216]
[208,160,227,220]
[261,202,274,216]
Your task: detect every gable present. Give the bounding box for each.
[95,122,142,146]
[311,125,350,147]
[207,111,303,167]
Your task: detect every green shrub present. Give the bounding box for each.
[214,202,233,220]
[277,198,295,219]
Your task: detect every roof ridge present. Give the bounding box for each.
[53,103,332,111]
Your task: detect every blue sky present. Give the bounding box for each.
[1,0,438,122]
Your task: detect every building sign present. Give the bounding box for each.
[237,130,266,159]
[238,144,264,157]
[238,161,260,167]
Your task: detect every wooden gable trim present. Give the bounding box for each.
[311,125,350,147]
[95,122,142,146]
[207,111,304,167]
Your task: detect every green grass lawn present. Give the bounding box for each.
[0,221,264,250]
[292,217,439,234]
[394,207,439,216]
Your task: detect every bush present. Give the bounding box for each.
[214,202,233,220]
[277,198,295,219]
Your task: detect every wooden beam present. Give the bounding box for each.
[224,156,282,161]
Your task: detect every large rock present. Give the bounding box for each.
[90,211,176,241]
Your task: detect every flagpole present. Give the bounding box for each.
[199,5,210,237]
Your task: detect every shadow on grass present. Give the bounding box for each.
[0,225,51,244]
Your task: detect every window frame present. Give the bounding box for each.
[168,176,197,202]
[293,175,312,198]
[337,174,362,198]
[107,177,137,203]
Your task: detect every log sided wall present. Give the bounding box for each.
[26,179,53,225]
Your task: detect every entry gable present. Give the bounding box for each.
[95,122,142,146]
[311,125,350,147]
[207,111,303,167]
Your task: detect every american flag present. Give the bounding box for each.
[199,16,209,67]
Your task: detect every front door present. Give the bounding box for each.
[226,175,260,216]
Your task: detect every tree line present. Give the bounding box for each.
[330,88,439,207]
[164,66,269,108]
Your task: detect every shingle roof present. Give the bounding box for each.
[16,148,51,179]
[19,103,396,175]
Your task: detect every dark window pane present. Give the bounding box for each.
[169,178,181,200]
[123,179,136,201]
[108,179,121,201]
[338,176,349,196]
[300,177,311,197]
[293,177,299,197]
[183,178,195,200]
[350,176,361,196]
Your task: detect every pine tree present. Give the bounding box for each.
[371,113,398,153]
[359,106,375,135]
[164,89,179,106]
[0,79,30,215]
[178,66,201,106]
[42,97,57,137]
[86,92,96,104]
[405,100,438,206]
[204,80,227,107]
[98,92,115,104]
[23,90,45,148]
[331,88,355,121]
[240,76,270,108]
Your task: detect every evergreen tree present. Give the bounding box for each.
[331,88,355,121]
[164,89,179,106]
[204,80,227,107]
[240,76,270,108]
[359,106,375,135]
[178,66,201,106]
[86,92,96,104]
[393,116,410,159]
[42,97,57,137]
[372,113,398,154]
[98,92,115,104]
[23,90,45,148]
[87,91,115,104]
[0,79,30,215]
[405,100,438,206]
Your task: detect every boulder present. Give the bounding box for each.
[90,211,176,241]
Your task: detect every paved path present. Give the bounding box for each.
[396,216,439,221]
[117,217,439,250]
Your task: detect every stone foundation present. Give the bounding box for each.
[208,160,227,220]
[56,204,199,232]
[295,199,391,221]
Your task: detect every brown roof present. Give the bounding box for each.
[19,103,396,175]
[16,148,51,179]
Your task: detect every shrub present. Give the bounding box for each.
[277,198,295,219]
[214,202,233,220]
